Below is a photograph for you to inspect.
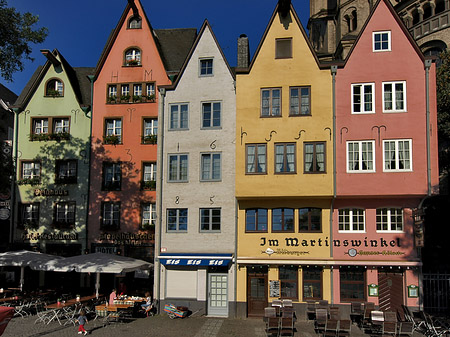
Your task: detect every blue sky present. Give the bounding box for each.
[2,0,310,97]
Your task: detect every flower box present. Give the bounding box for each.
[103,135,121,145]
[141,180,156,190]
[142,135,157,144]
[17,178,40,186]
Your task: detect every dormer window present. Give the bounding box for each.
[373,31,391,52]
[125,48,141,66]
[45,78,64,97]
[128,16,142,29]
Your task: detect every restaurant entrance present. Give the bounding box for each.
[378,270,404,312]
[247,266,268,317]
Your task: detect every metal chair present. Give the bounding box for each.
[306,300,316,320]
[323,319,339,337]
[265,316,280,337]
[381,321,397,337]
[315,308,328,334]
[337,319,351,337]
[279,317,294,337]
[350,302,364,325]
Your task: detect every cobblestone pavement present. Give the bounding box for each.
[3,313,424,337]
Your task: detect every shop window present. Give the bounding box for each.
[279,266,298,299]
[340,268,366,302]
[303,266,322,300]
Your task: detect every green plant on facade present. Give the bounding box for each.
[126,59,139,66]
[17,177,40,186]
[46,89,61,97]
[29,132,70,141]
[142,134,157,144]
[120,94,131,103]
[107,95,117,103]
[133,95,142,103]
[103,134,121,145]
[140,222,155,231]
[141,180,156,190]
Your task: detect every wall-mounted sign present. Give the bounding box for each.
[21,232,78,241]
[260,236,403,248]
[407,285,419,298]
[368,283,379,297]
[34,189,69,197]
[269,280,280,298]
[99,232,154,245]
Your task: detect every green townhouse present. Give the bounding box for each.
[11,49,94,260]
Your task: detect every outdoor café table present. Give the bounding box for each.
[0,296,21,303]
[44,302,75,325]
[96,303,134,325]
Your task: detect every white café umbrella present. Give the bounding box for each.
[0,250,63,291]
[45,252,153,297]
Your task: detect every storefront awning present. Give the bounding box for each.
[158,253,233,266]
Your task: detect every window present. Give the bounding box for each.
[340,268,365,302]
[199,58,213,76]
[21,161,40,180]
[275,143,296,173]
[102,162,121,191]
[143,118,157,136]
[347,141,375,172]
[299,208,321,232]
[290,87,310,116]
[200,208,221,232]
[104,118,122,144]
[338,208,365,232]
[169,103,189,130]
[33,118,48,134]
[352,83,374,114]
[121,84,130,97]
[304,142,325,173]
[101,202,120,229]
[146,83,155,97]
[383,139,412,171]
[108,85,117,100]
[54,202,76,227]
[275,38,292,59]
[45,78,64,96]
[53,118,69,133]
[201,153,221,181]
[18,203,39,228]
[125,48,141,66]
[202,102,221,128]
[142,162,156,190]
[261,88,281,117]
[383,81,406,112]
[168,154,188,182]
[133,83,142,97]
[303,267,322,300]
[246,144,267,174]
[128,16,141,29]
[167,208,188,232]
[373,31,391,52]
[376,208,403,231]
[245,209,268,232]
[141,203,156,228]
[279,266,297,299]
[55,160,77,184]
[272,208,294,232]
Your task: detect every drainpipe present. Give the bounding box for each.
[424,59,432,196]
[85,75,95,254]
[10,108,20,246]
[155,87,166,313]
[330,65,338,304]
[234,198,238,318]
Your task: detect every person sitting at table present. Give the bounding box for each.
[109,288,117,305]
[141,292,152,315]
[118,281,127,295]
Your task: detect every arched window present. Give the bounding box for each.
[436,0,445,14]
[351,10,357,31]
[423,3,432,20]
[45,78,64,97]
[128,16,141,29]
[412,9,420,25]
[124,48,141,66]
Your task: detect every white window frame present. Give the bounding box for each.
[261,88,281,117]
[346,140,375,173]
[383,139,412,172]
[103,162,121,189]
[55,202,76,225]
[102,202,120,227]
[373,31,391,52]
[376,208,404,232]
[200,152,221,181]
[133,83,142,96]
[146,83,155,96]
[199,58,214,77]
[167,208,188,232]
[143,162,157,182]
[57,160,77,179]
[53,118,69,133]
[121,84,129,97]
[168,154,188,182]
[351,83,375,114]
[33,118,49,134]
[169,103,189,130]
[125,48,141,65]
[141,203,156,226]
[201,101,222,129]
[105,118,122,140]
[108,85,117,98]
[200,208,221,232]
[382,81,406,113]
[275,143,296,174]
[22,162,40,179]
[338,208,366,232]
[143,118,157,136]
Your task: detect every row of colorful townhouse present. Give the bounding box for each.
[10,0,438,318]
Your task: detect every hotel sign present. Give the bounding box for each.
[34,189,69,197]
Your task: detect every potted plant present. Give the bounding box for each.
[126,59,139,66]
[17,177,40,186]
[133,95,142,103]
[51,132,70,141]
[141,180,156,190]
[107,95,117,104]
[142,134,157,144]
[103,134,121,145]
[46,89,60,97]
[147,94,156,102]
[120,94,131,103]
[141,223,155,231]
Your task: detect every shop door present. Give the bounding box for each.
[208,273,228,317]
[247,269,267,317]
[378,271,404,312]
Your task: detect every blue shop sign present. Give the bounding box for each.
[158,253,233,266]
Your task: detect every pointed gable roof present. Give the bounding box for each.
[160,19,235,91]
[13,49,94,111]
[341,0,425,65]
[94,0,196,79]
[237,1,327,74]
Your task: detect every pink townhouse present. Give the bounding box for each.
[333,0,438,313]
